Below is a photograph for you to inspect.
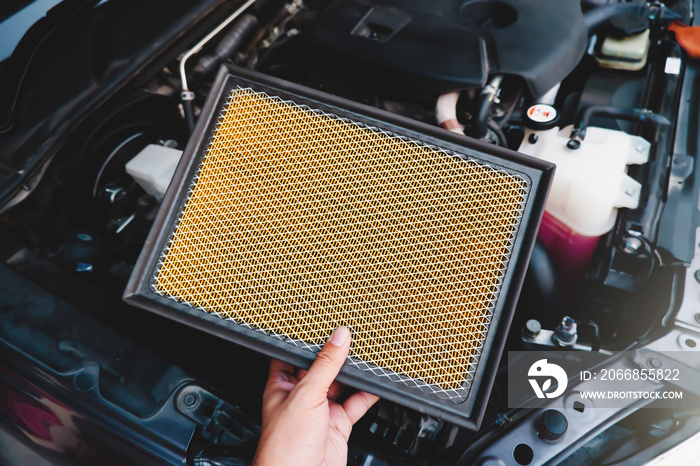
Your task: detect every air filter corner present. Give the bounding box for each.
[124,65,553,429]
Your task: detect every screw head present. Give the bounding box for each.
[183,394,198,406]
[528,133,539,144]
[621,237,643,255]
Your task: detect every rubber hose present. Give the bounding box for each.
[183,100,195,133]
[193,13,259,76]
[584,3,649,33]
[471,77,503,139]
[472,92,495,139]
[522,240,563,324]
[571,105,671,140]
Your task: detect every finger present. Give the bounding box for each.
[263,359,298,407]
[267,370,300,392]
[268,359,295,379]
[266,361,297,389]
[343,391,380,425]
[296,326,351,393]
[328,401,353,440]
[327,380,345,401]
[297,368,345,400]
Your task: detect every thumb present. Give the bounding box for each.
[297,326,351,393]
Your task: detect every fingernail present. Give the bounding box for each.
[329,326,350,346]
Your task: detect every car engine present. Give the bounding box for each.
[2,0,700,464]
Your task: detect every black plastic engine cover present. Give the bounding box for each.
[266,0,587,98]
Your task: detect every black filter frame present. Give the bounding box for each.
[124,64,553,430]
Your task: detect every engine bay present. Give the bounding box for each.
[2,0,700,464]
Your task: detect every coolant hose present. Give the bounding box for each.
[522,240,562,323]
[471,76,503,140]
[570,105,671,140]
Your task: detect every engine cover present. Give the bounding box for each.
[265,0,587,98]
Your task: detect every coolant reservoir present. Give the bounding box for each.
[518,125,650,287]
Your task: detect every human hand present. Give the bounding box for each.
[253,327,380,466]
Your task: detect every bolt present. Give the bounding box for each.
[621,237,643,255]
[561,316,577,332]
[523,319,541,340]
[554,316,578,346]
[566,139,581,150]
[648,358,662,368]
[635,145,646,153]
[183,394,197,407]
[528,133,539,144]
[495,413,510,427]
[694,313,700,324]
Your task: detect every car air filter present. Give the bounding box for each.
[125,65,553,429]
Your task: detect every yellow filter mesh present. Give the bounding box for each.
[154,88,528,395]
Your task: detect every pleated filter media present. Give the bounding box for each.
[125,67,553,428]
